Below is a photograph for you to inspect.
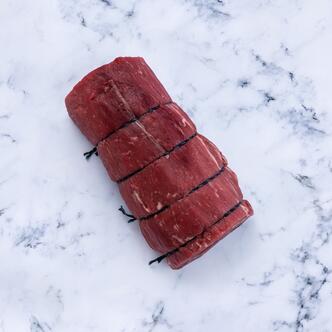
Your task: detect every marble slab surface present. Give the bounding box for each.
[1,0,332,331]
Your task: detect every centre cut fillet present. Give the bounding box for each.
[65,56,253,269]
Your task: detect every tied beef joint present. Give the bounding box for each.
[65,57,253,269]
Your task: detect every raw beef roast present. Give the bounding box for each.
[65,57,253,269]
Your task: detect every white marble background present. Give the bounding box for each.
[1,0,332,331]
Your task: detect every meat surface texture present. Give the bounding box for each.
[98,103,196,182]
[139,167,243,253]
[65,57,253,269]
[65,57,171,145]
[118,134,226,218]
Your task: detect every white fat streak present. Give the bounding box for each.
[156,202,163,210]
[197,136,220,168]
[171,104,193,129]
[240,202,250,215]
[135,121,165,153]
[172,235,183,243]
[181,118,189,127]
[108,79,134,117]
[133,191,150,213]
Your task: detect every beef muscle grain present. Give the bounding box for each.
[97,103,196,182]
[65,57,171,145]
[140,167,243,253]
[118,134,226,218]
[66,57,253,269]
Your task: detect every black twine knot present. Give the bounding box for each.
[119,205,137,223]
[148,253,169,265]
[84,147,98,160]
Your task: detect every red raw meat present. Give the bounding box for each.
[140,167,243,253]
[65,57,171,145]
[118,134,226,218]
[97,103,196,181]
[167,200,253,269]
[65,57,253,269]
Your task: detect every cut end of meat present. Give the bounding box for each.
[65,57,172,145]
[166,200,254,269]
